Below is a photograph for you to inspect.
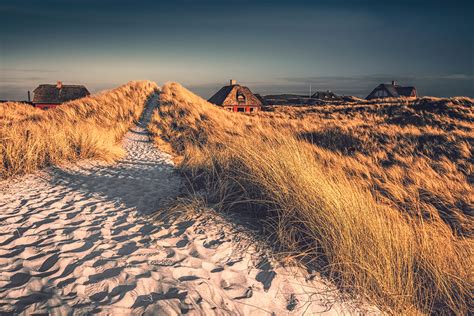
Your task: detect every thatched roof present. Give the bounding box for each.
[366,83,417,100]
[395,86,417,97]
[33,84,90,104]
[208,84,262,107]
[311,90,341,100]
[254,93,266,105]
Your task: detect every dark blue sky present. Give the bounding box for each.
[1,0,473,99]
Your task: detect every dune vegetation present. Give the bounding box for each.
[0,80,158,179]
[263,97,474,237]
[149,82,473,315]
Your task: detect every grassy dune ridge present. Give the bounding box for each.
[149,82,472,314]
[263,98,474,236]
[0,80,158,179]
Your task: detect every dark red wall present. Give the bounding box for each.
[223,105,260,113]
[34,104,60,110]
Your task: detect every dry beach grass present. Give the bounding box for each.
[263,97,474,237]
[149,82,473,314]
[0,81,158,179]
[1,79,471,314]
[0,91,360,314]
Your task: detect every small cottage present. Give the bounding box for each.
[366,81,417,100]
[311,90,341,101]
[33,81,90,109]
[208,80,262,113]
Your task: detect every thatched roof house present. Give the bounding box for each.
[33,81,90,109]
[311,90,341,101]
[208,80,262,113]
[366,81,417,100]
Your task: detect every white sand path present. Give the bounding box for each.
[0,95,372,315]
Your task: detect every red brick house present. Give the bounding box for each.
[33,81,90,109]
[208,80,262,113]
[366,81,417,100]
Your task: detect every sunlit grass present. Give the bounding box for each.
[0,80,158,179]
[149,82,473,314]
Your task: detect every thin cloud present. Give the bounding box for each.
[1,68,59,73]
[281,74,474,84]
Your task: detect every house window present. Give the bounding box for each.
[237,93,246,104]
[237,107,245,112]
[375,90,387,97]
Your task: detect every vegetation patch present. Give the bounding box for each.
[0,81,158,179]
[149,82,472,315]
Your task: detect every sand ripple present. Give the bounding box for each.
[0,95,370,315]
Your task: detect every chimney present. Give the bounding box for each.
[56,81,63,89]
[391,80,396,86]
[230,79,236,86]
[27,90,31,102]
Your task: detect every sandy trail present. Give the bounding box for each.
[0,96,368,315]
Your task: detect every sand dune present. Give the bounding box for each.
[0,96,369,315]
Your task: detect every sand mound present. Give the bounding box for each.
[0,96,368,314]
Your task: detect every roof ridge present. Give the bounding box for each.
[38,84,87,87]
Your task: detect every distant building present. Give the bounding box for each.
[366,81,417,100]
[208,80,262,113]
[311,90,341,101]
[33,81,90,109]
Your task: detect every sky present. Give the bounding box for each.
[1,0,473,100]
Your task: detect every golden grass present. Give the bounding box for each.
[263,99,473,236]
[149,82,473,314]
[0,80,158,179]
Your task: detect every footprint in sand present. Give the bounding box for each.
[0,94,375,315]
